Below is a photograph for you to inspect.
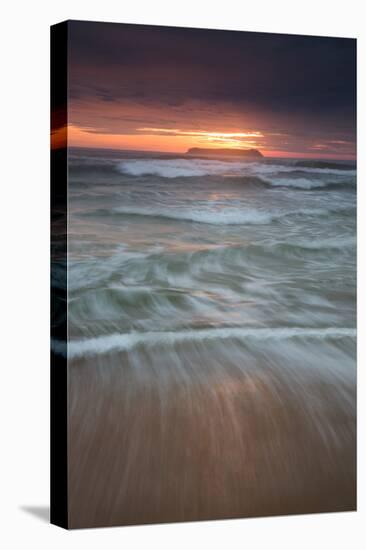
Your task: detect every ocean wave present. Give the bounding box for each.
[253,164,356,177]
[294,160,356,171]
[263,177,327,190]
[294,205,355,217]
[113,206,275,225]
[53,327,356,359]
[99,203,353,226]
[262,177,355,190]
[116,158,356,180]
[78,203,355,226]
[289,236,356,251]
[116,158,250,178]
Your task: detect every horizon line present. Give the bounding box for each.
[67,144,356,162]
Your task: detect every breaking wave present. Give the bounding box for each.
[91,203,355,226]
[116,158,356,180]
[53,327,356,359]
[116,158,252,178]
[113,205,274,225]
[263,177,327,190]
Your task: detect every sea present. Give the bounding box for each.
[63,146,357,527]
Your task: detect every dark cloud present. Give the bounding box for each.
[67,20,356,156]
[68,21,355,114]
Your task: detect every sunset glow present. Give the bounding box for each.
[67,123,356,159]
[65,22,356,159]
[68,124,266,152]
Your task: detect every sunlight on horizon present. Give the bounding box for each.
[64,123,356,160]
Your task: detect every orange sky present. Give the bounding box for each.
[67,124,265,153]
[63,123,356,160]
[62,22,356,161]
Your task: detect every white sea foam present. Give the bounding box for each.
[113,206,274,225]
[117,159,253,178]
[263,177,327,190]
[116,158,356,179]
[111,203,353,226]
[53,327,356,360]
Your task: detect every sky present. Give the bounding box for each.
[62,20,356,159]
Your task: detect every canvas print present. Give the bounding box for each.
[51,20,356,529]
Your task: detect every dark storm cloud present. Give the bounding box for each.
[66,20,356,157]
[68,20,356,120]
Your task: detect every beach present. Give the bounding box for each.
[65,147,356,527]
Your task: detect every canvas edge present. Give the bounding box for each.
[50,20,69,530]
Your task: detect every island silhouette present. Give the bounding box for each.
[186,147,264,159]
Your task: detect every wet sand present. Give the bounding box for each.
[68,349,356,528]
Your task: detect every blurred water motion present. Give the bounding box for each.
[66,148,356,527]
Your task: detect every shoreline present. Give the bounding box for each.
[68,349,356,528]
